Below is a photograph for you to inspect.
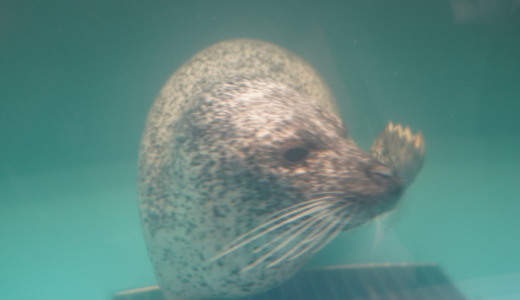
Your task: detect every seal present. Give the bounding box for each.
[138,39,425,300]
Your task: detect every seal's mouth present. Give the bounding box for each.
[335,186,402,231]
[364,182,404,218]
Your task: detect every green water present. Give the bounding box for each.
[1,0,519,299]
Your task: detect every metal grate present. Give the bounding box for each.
[114,263,466,300]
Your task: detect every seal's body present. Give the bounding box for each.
[138,39,424,300]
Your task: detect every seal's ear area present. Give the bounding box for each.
[369,122,425,188]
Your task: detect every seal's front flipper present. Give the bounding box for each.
[370,122,425,188]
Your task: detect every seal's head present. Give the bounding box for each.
[152,76,413,299]
[139,39,425,300]
[182,77,404,227]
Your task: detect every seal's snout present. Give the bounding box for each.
[375,181,404,215]
[356,161,404,217]
[368,163,403,192]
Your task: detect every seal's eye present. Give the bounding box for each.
[283,147,309,163]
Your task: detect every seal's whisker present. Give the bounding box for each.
[311,191,347,198]
[291,209,344,249]
[241,212,329,272]
[261,196,339,222]
[267,207,348,268]
[299,203,350,243]
[265,224,330,269]
[266,206,349,268]
[285,210,351,263]
[210,198,338,261]
[246,197,335,238]
[251,205,337,256]
[252,207,334,254]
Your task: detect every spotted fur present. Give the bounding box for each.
[138,39,423,300]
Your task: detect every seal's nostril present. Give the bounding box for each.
[370,164,393,178]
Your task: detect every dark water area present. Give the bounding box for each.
[1,0,519,299]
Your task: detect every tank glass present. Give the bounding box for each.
[1,0,519,299]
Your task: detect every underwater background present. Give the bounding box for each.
[1,0,519,299]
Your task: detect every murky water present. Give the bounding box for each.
[1,1,519,299]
